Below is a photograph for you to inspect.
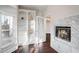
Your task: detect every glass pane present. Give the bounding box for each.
[1,14,13,39]
[28,12,34,20]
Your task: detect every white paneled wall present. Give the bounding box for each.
[53,15,79,53]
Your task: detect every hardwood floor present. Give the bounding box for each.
[13,42,57,53]
[13,33,57,53]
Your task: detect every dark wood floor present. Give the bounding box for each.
[13,33,57,53]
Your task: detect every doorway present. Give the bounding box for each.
[46,33,51,46]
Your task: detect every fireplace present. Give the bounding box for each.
[55,26,71,42]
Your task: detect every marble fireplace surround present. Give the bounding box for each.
[51,15,79,53]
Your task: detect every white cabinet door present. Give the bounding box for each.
[28,11,36,44]
[35,16,46,43]
[38,17,44,42]
[35,16,39,43]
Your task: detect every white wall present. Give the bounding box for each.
[45,6,79,19]
[46,20,51,33]
[45,5,79,53]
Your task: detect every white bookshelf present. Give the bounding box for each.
[18,9,36,45]
[18,9,46,45]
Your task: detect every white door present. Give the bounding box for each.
[28,11,36,44]
[35,16,45,43]
[38,17,44,43]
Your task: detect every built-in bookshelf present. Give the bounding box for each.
[18,9,36,45]
[18,9,46,45]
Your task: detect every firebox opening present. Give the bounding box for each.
[55,26,71,42]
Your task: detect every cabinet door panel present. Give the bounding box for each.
[37,17,45,43]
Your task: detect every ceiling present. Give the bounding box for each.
[19,5,48,12]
